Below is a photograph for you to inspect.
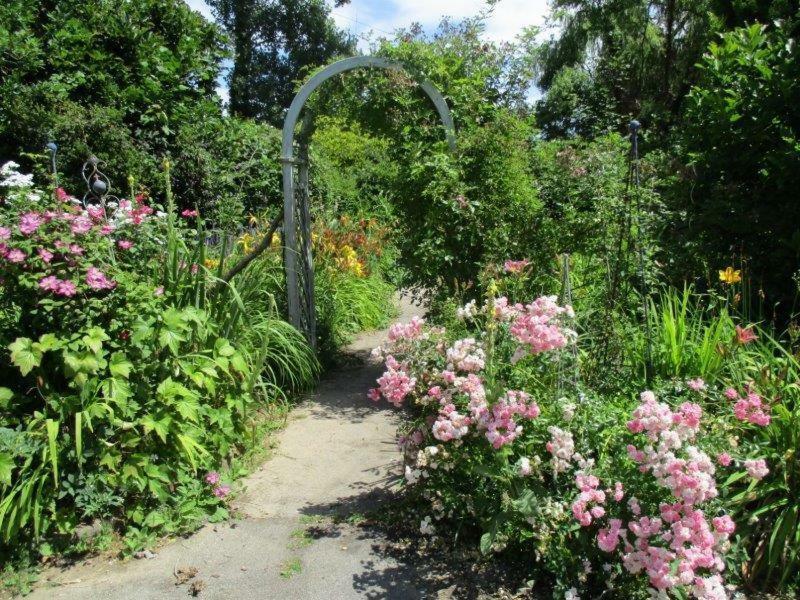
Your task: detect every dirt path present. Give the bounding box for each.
[30,296,431,600]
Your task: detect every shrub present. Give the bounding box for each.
[0,160,315,552]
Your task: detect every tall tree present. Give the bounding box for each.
[534,0,715,137]
[208,0,354,125]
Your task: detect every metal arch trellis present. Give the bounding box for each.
[280,56,457,347]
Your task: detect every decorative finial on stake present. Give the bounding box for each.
[45,141,59,188]
[81,155,117,213]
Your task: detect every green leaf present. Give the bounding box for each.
[215,338,236,357]
[9,338,42,376]
[109,352,133,379]
[140,414,171,443]
[45,419,59,486]
[82,327,110,355]
[0,388,12,409]
[36,334,62,352]
[0,453,14,486]
[75,413,83,469]
[480,531,494,555]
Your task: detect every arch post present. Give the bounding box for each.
[281,56,456,346]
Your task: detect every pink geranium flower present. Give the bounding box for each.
[181,209,198,218]
[205,471,220,485]
[117,239,134,250]
[213,485,231,498]
[37,248,54,263]
[71,216,93,235]
[39,275,60,292]
[6,248,26,263]
[85,267,116,290]
[19,212,42,235]
[56,280,77,297]
[0,226,10,240]
[686,378,706,392]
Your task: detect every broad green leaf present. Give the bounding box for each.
[82,327,110,355]
[9,338,42,376]
[36,333,62,352]
[140,414,171,443]
[109,352,133,379]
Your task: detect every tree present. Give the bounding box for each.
[208,0,355,125]
[534,0,715,137]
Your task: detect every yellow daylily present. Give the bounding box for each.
[718,267,742,285]
[238,232,254,254]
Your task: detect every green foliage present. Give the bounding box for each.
[721,332,800,589]
[671,22,800,319]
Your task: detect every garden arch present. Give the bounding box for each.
[281,56,457,347]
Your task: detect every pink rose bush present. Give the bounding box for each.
[366,272,777,598]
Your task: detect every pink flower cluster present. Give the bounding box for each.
[369,355,417,407]
[730,388,771,427]
[85,267,117,291]
[19,212,43,235]
[509,295,570,356]
[584,391,738,598]
[432,403,470,442]
[445,338,485,373]
[492,296,523,321]
[204,471,230,499]
[387,316,425,343]
[469,390,540,449]
[546,426,576,474]
[744,458,769,480]
[572,473,607,526]
[39,276,78,297]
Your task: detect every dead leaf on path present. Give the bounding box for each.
[174,565,199,585]
[188,579,206,596]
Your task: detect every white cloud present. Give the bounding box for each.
[332,0,550,44]
[185,0,214,20]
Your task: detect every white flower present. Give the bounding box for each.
[565,588,580,600]
[456,299,478,320]
[404,465,420,484]
[0,161,34,188]
[516,456,532,477]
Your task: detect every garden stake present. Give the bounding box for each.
[629,120,654,384]
[557,253,580,401]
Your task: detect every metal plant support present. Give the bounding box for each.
[280,56,457,346]
[81,155,116,212]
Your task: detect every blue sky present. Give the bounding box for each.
[185,0,552,102]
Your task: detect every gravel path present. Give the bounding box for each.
[30,296,431,600]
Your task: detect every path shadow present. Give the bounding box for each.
[297,487,541,600]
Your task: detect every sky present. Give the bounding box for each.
[185,0,552,103]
